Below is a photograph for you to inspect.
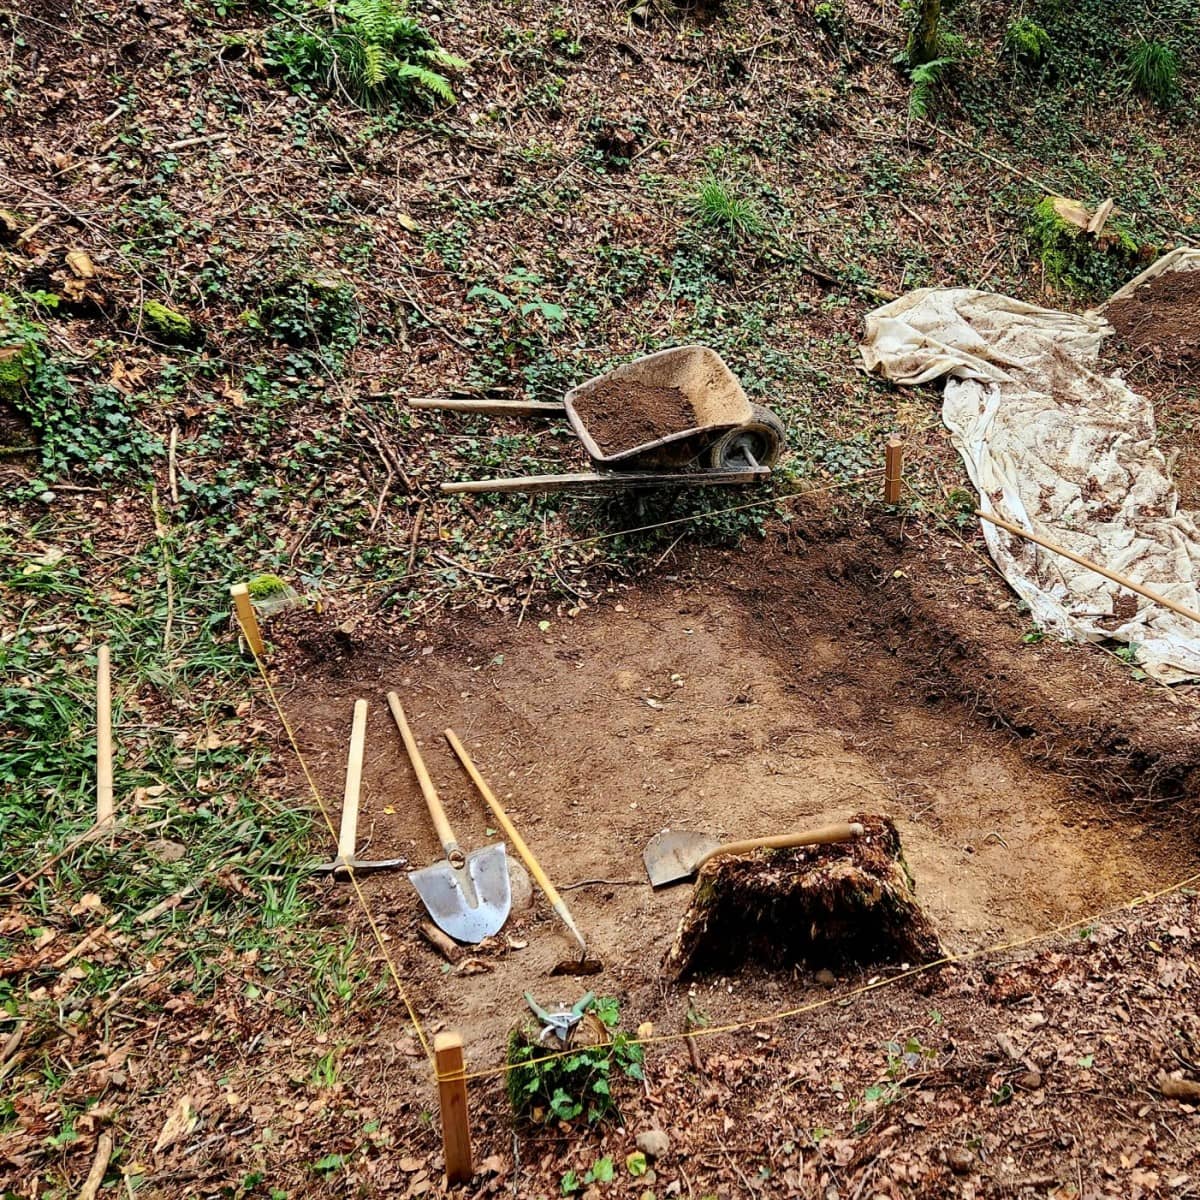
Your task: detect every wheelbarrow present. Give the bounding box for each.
[410,346,787,495]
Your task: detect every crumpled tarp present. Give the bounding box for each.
[859,251,1200,681]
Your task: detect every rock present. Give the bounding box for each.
[815,967,837,988]
[507,859,533,911]
[142,300,194,343]
[0,340,36,402]
[146,839,187,863]
[1017,1070,1043,1090]
[636,1129,670,1160]
[946,1147,974,1175]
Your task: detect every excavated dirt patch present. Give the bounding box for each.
[1107,268,1200,371]
[269,514,1200,1073]
[571,379,695,454]
[1105,267,1200,507]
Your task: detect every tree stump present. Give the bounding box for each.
[665,814,942,977]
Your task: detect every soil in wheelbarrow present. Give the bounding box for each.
[572,378,696,455]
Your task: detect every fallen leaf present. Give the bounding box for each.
[65,249,96,278]
[154,1094,198,1154]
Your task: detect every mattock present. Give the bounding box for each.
[311,699,408,876]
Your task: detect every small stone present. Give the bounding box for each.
[815,968,837,988]
[1017,1070,1043,1090]
[636,1129,670,1160]
[146,838,187,863]
[507,860,533,911]
[946,1147,974,1175]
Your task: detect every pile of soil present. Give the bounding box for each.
[1106,268,1200,371]
[666,814,943,976]
[572,379,696,455]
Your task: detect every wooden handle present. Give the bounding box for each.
[975,509,1200,628]
[387,693,463,866]
[441,466,769,496]
[444,729,587,955]
[337,699,368,861]
[696,822,864,871]
[95,644,114,826]
[408,398,563,414]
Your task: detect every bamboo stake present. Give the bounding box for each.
[95,645,114,826]
[976,509,1200,627]
[884,438,904,504]
[434,1032,472,1184]
[229,583,264,657]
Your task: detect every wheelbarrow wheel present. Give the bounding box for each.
[707,404,786,470]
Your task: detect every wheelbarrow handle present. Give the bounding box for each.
[695,822,864,871]
[387,693,465,868]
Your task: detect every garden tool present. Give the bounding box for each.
[444,728,602,976]
[387,693,510,943]
[643,821,865,888]
[525,991,595,1045]
[311,699,408,876]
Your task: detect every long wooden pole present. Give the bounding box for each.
[444,729,588,958]
[95,645,114,826]
[408,398,563,414]
[976,509,1200,627]
[434,1032,472,1185]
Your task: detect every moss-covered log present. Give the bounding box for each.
[665,814,942,977]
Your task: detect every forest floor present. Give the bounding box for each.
[3,0,1200,1196]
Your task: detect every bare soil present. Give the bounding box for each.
[1105,268,1200,508]
[572,380,696,456]
[270,509,1200,1077]
[1107,269,1200,372]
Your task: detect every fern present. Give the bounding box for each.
[907,56,953,119]
[392,61,456,105]
[345,0,398,46]
[360,39,387,87]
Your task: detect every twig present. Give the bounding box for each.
[167,425,179,505]
[0,1020,25,1067]
[560,878,642,890]
[158,132,226,152]
[419,920,463,964]
[76,1131,114,1200]
[134,884,198,926]
[406,501,426,576]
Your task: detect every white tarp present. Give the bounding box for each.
[859,252,1200,681]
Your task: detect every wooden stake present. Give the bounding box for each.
[976,509,1200,628]
[434,1032,472,1185]
[884,438,904,504]
[95,645,114,826]
[229,583,264,657]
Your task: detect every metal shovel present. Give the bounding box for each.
[387,692,510,943]
[643,822,865,888]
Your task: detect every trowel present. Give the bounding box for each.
[387,692,510,943]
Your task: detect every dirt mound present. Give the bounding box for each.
[666,814,942,976]
[1106,268,1200,371]
[572,379,695,455]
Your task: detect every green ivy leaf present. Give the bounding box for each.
[627,1151,648,1177]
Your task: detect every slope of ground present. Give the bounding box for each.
[5,0,1200,1195]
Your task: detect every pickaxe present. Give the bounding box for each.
[311,699,408,877]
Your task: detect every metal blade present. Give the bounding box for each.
[643,829,721,888]
[409,844,511,943]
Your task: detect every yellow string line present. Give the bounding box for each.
[446,866,1200,1082]
[245,638,435,1063]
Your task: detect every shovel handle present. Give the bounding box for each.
[444,728,588,958]
[387,693,465,868]
[696,822,864,871]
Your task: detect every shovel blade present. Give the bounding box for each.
[410,844,511,944]
[643,829,721,888]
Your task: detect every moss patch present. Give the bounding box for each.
[1026,196,1144,298]
[142,300,194,342]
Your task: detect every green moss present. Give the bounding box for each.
[1005,18,1051,64]
[142,300,194,342]
[246,573,290,599]
[0,341,37,402]
[1026,197,1142,298]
